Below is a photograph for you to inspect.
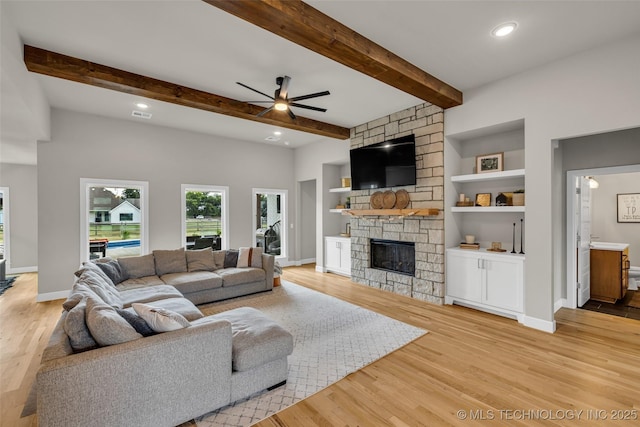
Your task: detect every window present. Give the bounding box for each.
[253,188,287,259]
[181,185,229,250]
[81,179,148,261]
[0,187,8,268]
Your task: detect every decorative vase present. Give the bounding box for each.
[513,193,525,206]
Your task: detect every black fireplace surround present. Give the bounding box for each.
[370,239,415,276]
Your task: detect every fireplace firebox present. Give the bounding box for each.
[370,239,415,276]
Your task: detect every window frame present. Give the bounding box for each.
[252,188,288,261]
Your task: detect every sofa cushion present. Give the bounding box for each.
[236,247,263,268]
[116,308,156,337]
[116,275,165,291]
[85,296,142,346]
[132,303,191,332]
[160,271,223,294]
[153,248,187,276]
[186,248,216,272]
[119,284,184,307]
[213,250,226,270]
[62,282,102,311]
[218,267,266,287]
[78,270,123,309]
[223,249,239,268]
[124,297,204,322]
[94,259,126,285]
[118,254,156,279]
[211,307,293,372]
[63,297,98,352]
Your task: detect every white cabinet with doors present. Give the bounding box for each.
[325,236,351,276]
[445,248,524,321]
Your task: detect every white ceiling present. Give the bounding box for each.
[2,0,640,165]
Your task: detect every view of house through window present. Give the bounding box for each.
[253,189,287,258]
[86,185,144,259]
[183,186,227,251]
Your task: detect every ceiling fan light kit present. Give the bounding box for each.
[237,75,330,119]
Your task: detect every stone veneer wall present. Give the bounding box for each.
[349,102,445,304]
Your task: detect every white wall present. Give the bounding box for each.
[591,172,640,266]
[294,138,350,269]
[299,179,316,262]
[0,163,38,272]
[37,108,296,299]
[445,34,640,331]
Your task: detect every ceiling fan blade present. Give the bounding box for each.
[279,75,291,99]
[287,108,296,120]
[256,105,274,117]
[290,90,330,102]
[290,103,327,112]
[236,82,274,100]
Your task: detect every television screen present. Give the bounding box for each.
[349,135,416,190]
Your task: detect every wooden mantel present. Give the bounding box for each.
[345,208,440,217]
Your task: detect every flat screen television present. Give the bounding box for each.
[349,134,416,190]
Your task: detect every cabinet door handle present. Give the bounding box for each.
[478,259,483,269]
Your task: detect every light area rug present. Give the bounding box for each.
[195,280,427,427]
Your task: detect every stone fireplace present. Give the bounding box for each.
[349,102,445,304]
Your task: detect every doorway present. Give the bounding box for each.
[252,188,287,260]
[566,165,640,316]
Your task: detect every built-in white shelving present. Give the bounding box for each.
[329,187,351,193]
[451,206,525,213]
[329,209,348,213]
[451,169,525,183]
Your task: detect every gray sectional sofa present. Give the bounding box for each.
[33,247,293,427]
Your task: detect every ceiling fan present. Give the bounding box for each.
[237,75,330,120]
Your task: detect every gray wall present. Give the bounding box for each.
[591,172,640,266]
[37,108,295,298]
[0,163,38,271]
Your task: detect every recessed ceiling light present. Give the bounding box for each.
[136,102,149,109]
[274,131,282,136]
[284,141,290,146]
[491,22,517,38]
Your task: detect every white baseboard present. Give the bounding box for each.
[37,290,69,302]
[7,265,38,274]
[554,298,567,313]
[297,258,316,266]
[523,315,556,333]
[315,265,326,273]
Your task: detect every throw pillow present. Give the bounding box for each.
[250,246,263,268]
[116,309,156,337]
[223,249,239,268]
[235,247,263,268]
[62,282,101,311]
[85,296,142,346]
[63,297,98,352]
[118,254,156,279]
[74,261,116,288]
[79,270,123,309]
[153,248,187,276]
[132,303,190,332]
[236,247,251,268]
[95,259,126,284]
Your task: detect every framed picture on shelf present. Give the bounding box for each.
[476,152,504,174]
[475,193,491,207]
[617,193,640,223]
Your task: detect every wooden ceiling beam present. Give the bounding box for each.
[23,45,350,140]
[204,0,462,109]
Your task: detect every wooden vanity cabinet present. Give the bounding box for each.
[590,247,630,303]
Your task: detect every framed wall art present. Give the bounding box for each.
[617,193,640,223]
[476,152,504,174]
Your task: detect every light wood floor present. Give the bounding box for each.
[2,268,640,427]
